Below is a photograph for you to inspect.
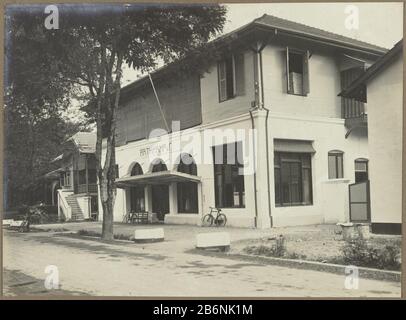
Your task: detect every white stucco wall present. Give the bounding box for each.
[267,113,368,227]
[262,45,342,118]
[99,41,374,229]
[105,113,259,228]
[367,54,403,224]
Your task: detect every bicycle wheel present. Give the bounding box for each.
[202,214,214,227]
[215,213,227,227]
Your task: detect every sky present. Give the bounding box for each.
[121,2,404,84]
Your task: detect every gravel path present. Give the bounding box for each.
[3,228,401,297]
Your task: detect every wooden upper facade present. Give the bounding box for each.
[114,14,387,146]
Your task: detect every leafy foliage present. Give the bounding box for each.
[5,4,227,239]
[341,238,401,271]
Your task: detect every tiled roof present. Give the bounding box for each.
[253,14,387,54]
[120,14,387,95]
[68,132,96,153]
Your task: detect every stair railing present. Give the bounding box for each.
[58,189,72,221]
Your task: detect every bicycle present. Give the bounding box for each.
[202,207,227,227]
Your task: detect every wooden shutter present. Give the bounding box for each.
[285,47,292,94]
[218,60,227,101]
[234,53,245,96]
[302,50,310,95]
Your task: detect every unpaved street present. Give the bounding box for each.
[2,226,401,297]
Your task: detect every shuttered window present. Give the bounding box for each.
[218,53,245,102]
[286,47,310,96]
[328,151,344,179]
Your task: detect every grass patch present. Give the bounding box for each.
[243,235,307,260]
[242,235,401,271]
[77,229,133,241]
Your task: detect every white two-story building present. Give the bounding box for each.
[101,14,389,229]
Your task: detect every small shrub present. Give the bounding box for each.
[274,235,286,257]
[286,252,307,260]
[77,229,132,241]
[243,235,287,258]
[77,229,100,237]
[376,244,401,270]
[341,238,401,271]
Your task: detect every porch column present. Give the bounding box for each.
[124,188,130,214]
[197,182,203,226]
[168,182,178,214]
[252,109,272,229]
[144,185,152,212]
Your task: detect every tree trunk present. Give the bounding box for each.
[99,51,123,241]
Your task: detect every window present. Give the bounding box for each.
[61,170,71,187]
[87,155,98,183]
[151,159,167,172]
[274,153,313,206]
[130,162,144,212]
[328,151,344,179]
[213,142,245,208]
[177,154,198,214]
[218,53,245,102]
[88,169,97,184]
[355,158,368,183]
[286,48,310,96]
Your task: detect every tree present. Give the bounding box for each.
[6,4,227,239]
[4,9,88,210]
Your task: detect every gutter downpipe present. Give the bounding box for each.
[248,108,258,227]
[259,50,273,228]
[250,39,273,228]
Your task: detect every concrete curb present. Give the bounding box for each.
[193,250,401,283]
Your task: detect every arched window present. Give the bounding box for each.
[328,150,344,179]
[355,158,368,183]
[151,159,168,172]
[177,153,197,176]
[177,154,198,214]
[129,162,144,212]
[130,163,143,176]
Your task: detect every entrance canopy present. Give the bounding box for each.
[115,170,201,188]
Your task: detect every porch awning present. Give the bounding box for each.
[274,139,316,154]
[43,168,64,180]
[115,170,201,188]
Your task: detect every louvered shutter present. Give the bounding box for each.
[218,61,227,101]
[234,53,245,96]
[302,50,310,95]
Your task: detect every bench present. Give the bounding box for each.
[130,212,149,224]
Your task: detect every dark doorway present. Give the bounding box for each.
[152,184,169,221]
[129,163,145,212]
[151,159,169,221]
[177,153,198,213]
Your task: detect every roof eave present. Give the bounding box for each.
[339,40,403,97]
[252,21,387,56]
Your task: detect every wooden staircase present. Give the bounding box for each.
[66,195,85,221]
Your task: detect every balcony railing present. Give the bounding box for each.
[342,97,367,137]
[77,183,98,194]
